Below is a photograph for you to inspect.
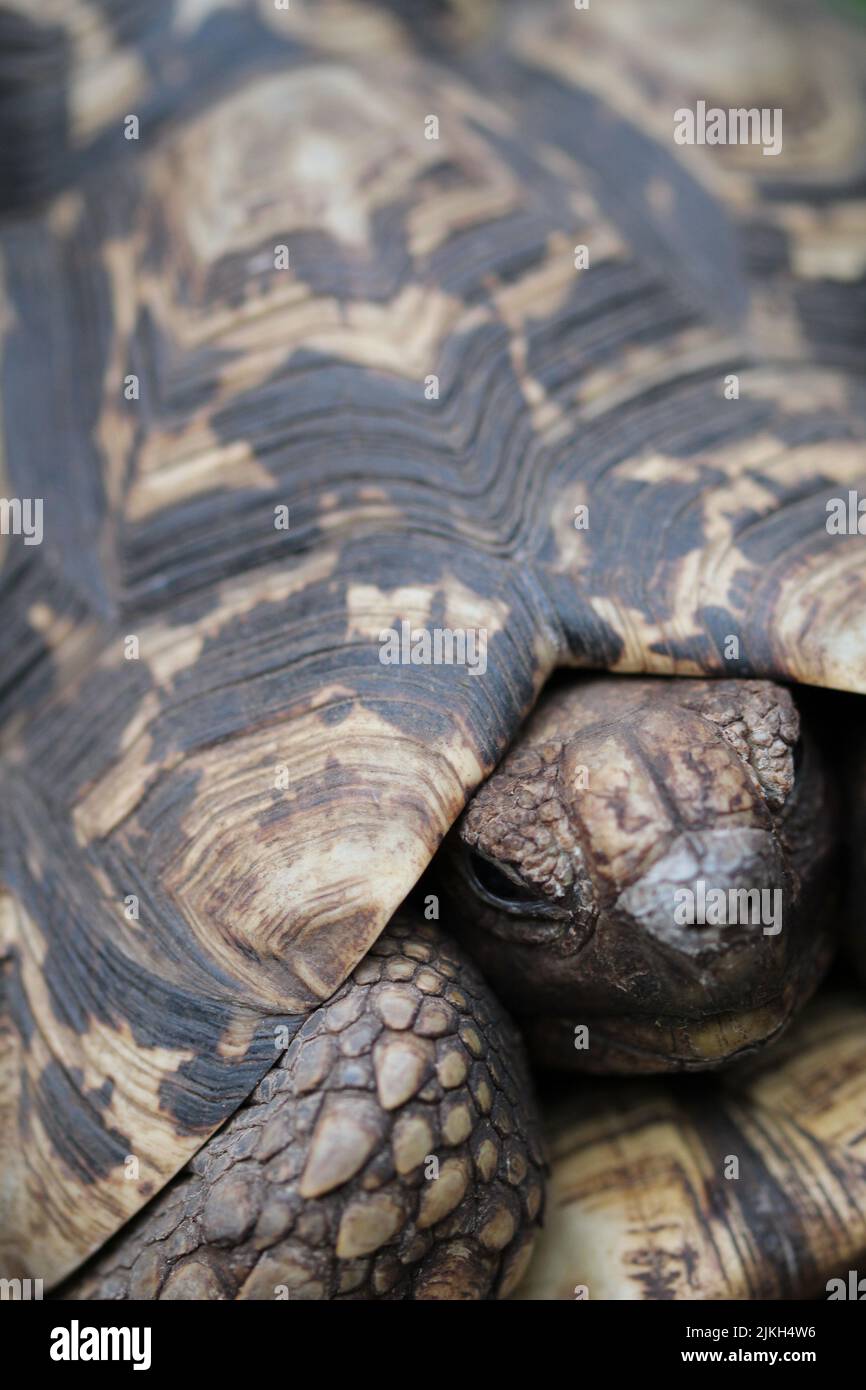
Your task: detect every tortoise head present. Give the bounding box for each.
[440,676,838,1072]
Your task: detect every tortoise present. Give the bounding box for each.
[1,0,865,1301]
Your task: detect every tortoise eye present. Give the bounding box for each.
[465,848,547,911]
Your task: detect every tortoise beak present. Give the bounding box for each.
[615,827,789,958]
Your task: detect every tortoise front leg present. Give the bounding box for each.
[60,914,544,1301]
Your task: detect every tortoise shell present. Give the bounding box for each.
[1,0,865,1286]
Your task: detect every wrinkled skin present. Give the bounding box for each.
[440,676,838,1073]
[62,675,836,1299]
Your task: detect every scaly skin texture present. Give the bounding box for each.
[59,915,545,1300]
[441,677,838,1072]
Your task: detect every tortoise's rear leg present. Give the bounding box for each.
[60,914,545,1301]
